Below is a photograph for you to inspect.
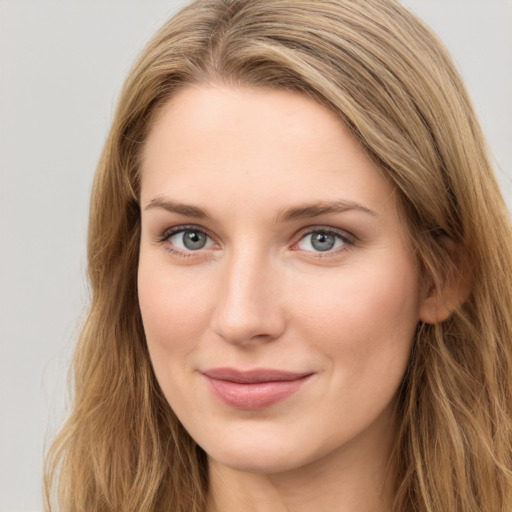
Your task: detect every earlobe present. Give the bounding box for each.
[419,290,457,324]
[418,240,472,324]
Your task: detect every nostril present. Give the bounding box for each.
[211,297,286,345]
[212,315,280,345]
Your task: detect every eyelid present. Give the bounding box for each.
[291,225,357,252]
[157,224,218,254]
[155,223,357,256]
[159,224,212,241]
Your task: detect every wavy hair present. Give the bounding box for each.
[44,1,512,510]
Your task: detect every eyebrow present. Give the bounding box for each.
[274,200,376,223]
[144,197,209,218]
[144,197,376,222]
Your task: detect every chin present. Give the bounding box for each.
[211,452,299,474]
[202,433,318,475]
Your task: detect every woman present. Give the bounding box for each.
[44,1,512,511]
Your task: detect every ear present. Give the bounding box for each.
[419,239,472,324]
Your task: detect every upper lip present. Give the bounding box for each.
[202,367,313,384]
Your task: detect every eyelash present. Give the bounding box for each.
[157,225,356,258]
[157,225,215,258]
[292,227,355,256]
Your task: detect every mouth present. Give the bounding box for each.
[201,368,314,410]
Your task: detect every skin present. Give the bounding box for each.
[138,85,434,512]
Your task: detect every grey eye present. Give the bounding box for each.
[170,229,211,251]
[311,232,336,251]
[298,231,346,252]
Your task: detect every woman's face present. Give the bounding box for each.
[138,85,429,474]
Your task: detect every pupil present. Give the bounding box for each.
[183,231,206,250]
[312,232,335,251]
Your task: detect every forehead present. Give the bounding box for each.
[140,85,395,215]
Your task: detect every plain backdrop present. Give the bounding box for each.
[1,1,511,510]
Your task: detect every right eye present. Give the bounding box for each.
[164,227,215,252]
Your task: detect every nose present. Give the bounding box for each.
[211,248,286,345]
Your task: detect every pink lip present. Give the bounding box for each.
[201,368,313,410]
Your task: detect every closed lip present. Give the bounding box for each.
[201,367,314,383]
[201,367,314,410]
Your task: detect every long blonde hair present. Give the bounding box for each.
[44,1,512,510]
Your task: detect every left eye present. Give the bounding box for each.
[168,229,214,251]
[297,230,348,252]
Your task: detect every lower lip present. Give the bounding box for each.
[204,375,312,410]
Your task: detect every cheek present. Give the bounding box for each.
[287,261,420,444]
[294,257,420,381]
[137,257,219,416]
[137,256,214,367]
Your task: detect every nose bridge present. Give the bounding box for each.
[212,242,284,344]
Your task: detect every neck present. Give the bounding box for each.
[206,410,397,512]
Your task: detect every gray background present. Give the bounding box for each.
[1,1,511,510]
